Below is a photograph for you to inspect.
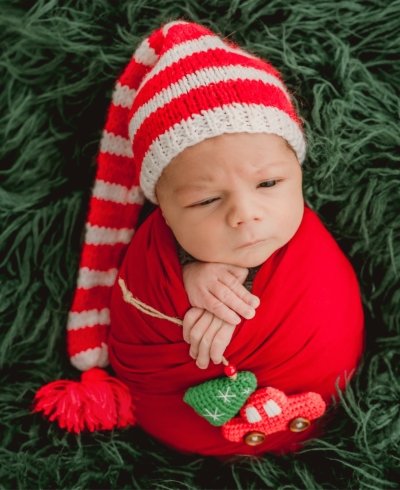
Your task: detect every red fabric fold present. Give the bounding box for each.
[108,203,364,456]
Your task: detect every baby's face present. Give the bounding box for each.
[156,133,304,268]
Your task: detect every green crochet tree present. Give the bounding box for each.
[184,371,257,426]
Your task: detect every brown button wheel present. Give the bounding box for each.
[289,417,311,432]
[244,431,266,446]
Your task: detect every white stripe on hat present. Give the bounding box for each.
[85,224,135,245]
[140,103,306,203]
[71,343,109,370]
[92,179,144,205]
[100,130,133,158]
[112,82,137,108]
[133,36,158,66]
[161,20,190,36]
[138,34,258,94]
[67,308,111,331]
[129,65,291,141]
[76,267,119,289]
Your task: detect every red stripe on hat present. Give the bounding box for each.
[132,48,283,114]
[118,58,152,88]
[104,104,131,138]
[87,199,141,229]
[67,324,109,357]
[147,26,164,54]
[96,153,139,187]
[133,79,299,166]
[80,243,129,270]
[161,23,212,52]
[70,285,113,313]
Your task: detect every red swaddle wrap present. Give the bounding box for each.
[108,203,364,456]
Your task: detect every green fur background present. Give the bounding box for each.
[1,0,399,488]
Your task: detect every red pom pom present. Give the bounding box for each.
[224,363,237,379]
[33,368,135,433]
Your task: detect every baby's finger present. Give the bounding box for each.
[188,310,214,359]
[210,281,257,320]
[226,264,249,284]
[182,307,204,343]
[220,270,260,309]
[204,297,242,325]
[195,316,224,369]
[209,323,236,365]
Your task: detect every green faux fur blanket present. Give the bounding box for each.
[1,1,399,488]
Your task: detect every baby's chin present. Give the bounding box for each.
[182,237,285,269]
[227,256,271,269]
[229,243,281,268]
[198,249,276,269]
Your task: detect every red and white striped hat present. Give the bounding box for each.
[67,19,307,372]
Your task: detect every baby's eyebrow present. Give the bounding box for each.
[174,161,289,194]
[175,183,211,194]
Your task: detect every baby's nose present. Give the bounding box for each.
[227,198,262,227]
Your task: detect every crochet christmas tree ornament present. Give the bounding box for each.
[183,368,257,426]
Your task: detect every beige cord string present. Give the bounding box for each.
[118,277,229,366]
[119,277,183,326]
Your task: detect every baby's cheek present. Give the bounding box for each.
[283,202,304,243]
[190,232,224,262]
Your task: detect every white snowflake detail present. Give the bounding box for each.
[241,387,252,397]
[203,407,224,422]
[216,386,237,404]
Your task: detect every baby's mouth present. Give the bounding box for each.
[237,239,265,249]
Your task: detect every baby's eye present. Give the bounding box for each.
[190,197,220,207]
[258,180,277,188]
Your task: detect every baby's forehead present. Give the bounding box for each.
[158,132,299,192]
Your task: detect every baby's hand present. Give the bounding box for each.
[183,307,236,369]
[182,262,260,325]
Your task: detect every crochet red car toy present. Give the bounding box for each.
[222,386,326,445]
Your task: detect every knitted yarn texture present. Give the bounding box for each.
[184,371,258,426]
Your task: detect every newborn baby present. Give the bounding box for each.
[34,20,365,456]
[156,131,304,370]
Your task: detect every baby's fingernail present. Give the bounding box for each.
[196,360,208,369]
[251,296,260,308]
[244,308,255,319]
[232,314,241,325]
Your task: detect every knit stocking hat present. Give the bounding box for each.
[34,19,306,432]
